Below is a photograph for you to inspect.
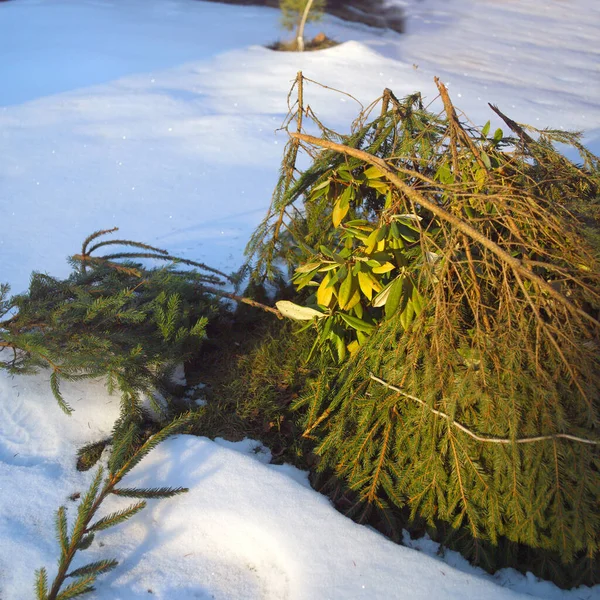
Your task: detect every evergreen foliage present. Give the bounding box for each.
[34,411,197,600]
[247,75,600,585]
[187,304,316,465]
[279,0,326,51]
[0,228,228,418]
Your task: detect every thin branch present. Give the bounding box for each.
[369,373,599,446]
[201,286,282,319]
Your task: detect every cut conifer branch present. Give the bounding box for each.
[1,228,286,416]
[35,412,196,600]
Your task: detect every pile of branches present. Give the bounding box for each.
[247,73,600,586]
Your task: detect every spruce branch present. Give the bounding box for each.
[35,568,49,600]
[35,413,197,600]
[66,559,118,579]
[111,486,188,499]
[87,502,146,532]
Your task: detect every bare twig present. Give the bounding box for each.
[370,374,599,446]
[201,286,282,319]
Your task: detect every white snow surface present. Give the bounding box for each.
[1,0,599,598]
[2,371,598,600]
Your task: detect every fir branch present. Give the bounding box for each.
[81,228,119,257]
[66,559,118,579]
[87,502,146,532]
[108,422,137,475]
[56,507,69,558]
[111,487,188,499]
[35,568,49,600]
[54,574,96,600]
[36,414,195,599]
[86,239,170,257]
[113,411,198,478]
[98,252,232,282]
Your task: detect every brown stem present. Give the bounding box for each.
[435,78,488,172]
[47,478,115,600]
[201,286,282,319]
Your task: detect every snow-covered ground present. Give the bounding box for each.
[0,0,599,598]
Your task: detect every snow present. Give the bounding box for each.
[2,371,597,600]
[0,0,599,598]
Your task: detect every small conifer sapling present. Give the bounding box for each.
[279,0,326,51]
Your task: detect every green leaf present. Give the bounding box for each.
[345,287,361,311]
[338,272,355,310]
[295,261,322,274]
[474,167,487,191]
[480,151,492,170]
[494,128,503,142]
[317,263,338,273]
[353,300,364,319]
[364,166,385,179]
[481,120,491,138]
[435,163,454,185]
[339,313,376,333]
[309,178,331,200]
[331,331,346,362]
[372,262,395,275]
[276,301,325,321]
[337,168,353,182]
[344,219,371,229]
[293,267,320,290]
[316,273,334,307]
[319,245,344,264]
[399,299,416,330]
[385,276,406,319]
[365,228,380,254]
[396,223,419,243]
[367,179,389,193]
[372,279,394,308]
[311,178,332,193]
[332,186,353,227]
[412,285,425,317]
[319,245,336,259]
[357,271,374,300]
